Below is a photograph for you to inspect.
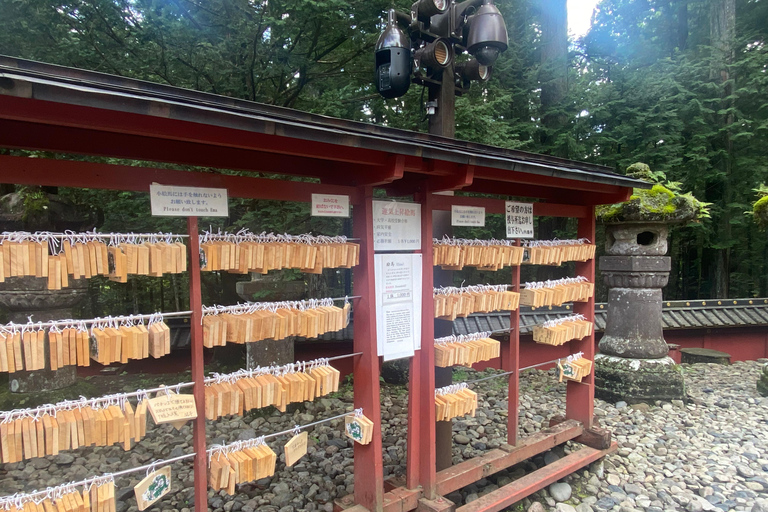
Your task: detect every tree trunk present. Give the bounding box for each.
[676,0,689,51]
[709,0,736,299]
[539,0,569,155]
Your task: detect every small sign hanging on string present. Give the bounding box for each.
[283,428,308,467]
[134,466,172,511]
[147,388,197,429]
[344,410,373,445]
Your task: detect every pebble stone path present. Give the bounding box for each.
[0,361,765,512]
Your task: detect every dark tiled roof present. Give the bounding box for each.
[452,298,768,336]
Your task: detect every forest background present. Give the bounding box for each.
[0,0,767,316]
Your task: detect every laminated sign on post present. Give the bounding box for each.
[505,201,534,239]
[150,184,229,217]
[451,205,485,227]
[374,253,422,360]
[311,194,349,217]
[372,201,421,251]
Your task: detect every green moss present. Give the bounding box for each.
[597,163,709,224]
[752,194,768,229]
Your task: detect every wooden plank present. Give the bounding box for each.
[435,420,583,496]
[455,443,617,512]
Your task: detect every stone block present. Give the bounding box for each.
[595,355,686,404]
[599,255,671,272]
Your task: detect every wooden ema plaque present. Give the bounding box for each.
[134,467,172,511]
[147,392,197,430]
[283,432,308,467]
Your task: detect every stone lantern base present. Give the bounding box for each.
[758,364,768,397]
[595,354,686,404]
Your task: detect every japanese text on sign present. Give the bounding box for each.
[372,200,422,251]
[147,394,198,424]
[505,201,534,239]
[451,205,486,227]
[374,253,422,360]
[150,184,229,217]
[311,194,350,217]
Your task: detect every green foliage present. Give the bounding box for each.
[750,185,768,229]
[597,163,711,223]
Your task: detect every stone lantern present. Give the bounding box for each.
[595,163,708,403]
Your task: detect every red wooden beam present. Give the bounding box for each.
[472,167,625,194]
[186,217,208,512]
[431,195,590,218]
[0,96,387,166]
[454,443,617,512]
[0,155,362,204]
[435,420,584,496]
[352,188,385,512]
[567,208,597,427]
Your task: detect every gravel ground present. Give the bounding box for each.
[0,361,766,512]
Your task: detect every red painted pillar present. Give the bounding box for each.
[187,216,208,512]
[352,188,384,512]
[502,240,521,445]
[406,350,422,490]
[566,208,596,428]
[411,186,437,498]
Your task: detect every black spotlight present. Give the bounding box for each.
[415,38,453,69]
[457,59,491,83]
[466,0,508,66]
[412,0,450,23]
[375,9,412,99]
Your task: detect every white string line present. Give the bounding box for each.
[433,284,514,295]
[0,409,362,509]
[199,228,358,244]
[0,353,361,421]
[0,296,360,332]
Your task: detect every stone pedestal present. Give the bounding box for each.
[0,276,89,392]
[595,222,686,403]
[758,364,768,397]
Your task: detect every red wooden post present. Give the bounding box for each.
[566,208,596,427]
[187,216,208,512]
[416,187,437,498]
[502,240,522,445]
[406,352,422,489]
[353,188,385,512]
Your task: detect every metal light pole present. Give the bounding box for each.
[375,0,509,475]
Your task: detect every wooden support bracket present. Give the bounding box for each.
[548,415,612,450]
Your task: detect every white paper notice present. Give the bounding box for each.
[505,201,534,238]
[311,194,350,217]
[452,205,486,227]
[150,184,229,217]
[374,254,422,361]
[372,201,422,251]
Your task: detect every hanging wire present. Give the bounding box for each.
[0,407,363,509]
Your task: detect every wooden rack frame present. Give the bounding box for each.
[0,56,642,512]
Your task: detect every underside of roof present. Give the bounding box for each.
[0,55,647,204]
